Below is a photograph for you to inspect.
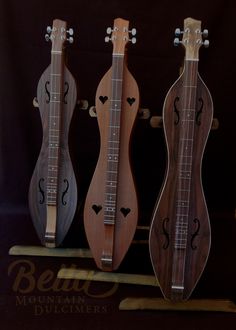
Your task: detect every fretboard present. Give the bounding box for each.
[174,60,198,249]
[46,51,63,206]
[104,54,124,225]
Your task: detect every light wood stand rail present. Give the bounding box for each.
[8,244,236,312]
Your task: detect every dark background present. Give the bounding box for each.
[0,0,236,329]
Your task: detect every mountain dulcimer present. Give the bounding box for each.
[29,19,77,247]
[149,17,213,301]
[84,18,139,271]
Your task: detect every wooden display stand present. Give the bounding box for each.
[8,112,229,312]
[9,231,236,313]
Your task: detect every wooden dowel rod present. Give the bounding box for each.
[150,116,219,130]
[9,245,92,258]
[57,268,158,287]
[119,297,236,312]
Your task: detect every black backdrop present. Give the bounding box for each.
[0,0,236,329]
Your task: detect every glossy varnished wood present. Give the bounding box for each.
[149,66,213,301]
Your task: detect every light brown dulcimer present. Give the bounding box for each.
[84,18,139,271]
[29,19,77,248]
[149,17,213,301]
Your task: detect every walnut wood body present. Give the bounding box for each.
[28,65,77,246]
[149,71,213,301]
[84,64,139,271]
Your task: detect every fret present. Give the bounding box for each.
[183,85,197,88]
[105,200,116,205]
[103,51,124,227]
[45,44,64,207]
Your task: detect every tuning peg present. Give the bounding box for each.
[130,28,137,36]
[130,37,136,44]
[45,34,50,42]
[67,36,74,43]
[46,26,52,34]
[174,37,181,46]
[202,29,208,38]
[175,28,183,37]
[67,28,74,36]
[203,39,209,48]
[105,36,111,43]
[106,27,113,34]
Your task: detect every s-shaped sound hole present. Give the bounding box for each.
[191,218,200,250]
[162,217,170,249]
[38,178,45,204]
[174,97,180,125]
[61,179,69,205]
[196,97,204,125]
[63,82,69,104]
[45,81,50,103]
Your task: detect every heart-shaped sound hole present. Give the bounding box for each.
[120,207,131,217]
[127,97,135,106]
[99,95,108,104]
[92,204,102,214]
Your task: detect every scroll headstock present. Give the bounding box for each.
[105,18,136,55]
[174,17,209,60]
[45,19,74,52]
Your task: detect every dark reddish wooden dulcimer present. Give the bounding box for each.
[84,18,139,271]
[29,19,77,248]
[149,17,213,301]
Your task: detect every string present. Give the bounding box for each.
[47,50,63,206]
[171,59,198,298]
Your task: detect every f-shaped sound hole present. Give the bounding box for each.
[99,96,108,104]
[127,97,135,106]
[92,204,102,214]
[120,207,131,217]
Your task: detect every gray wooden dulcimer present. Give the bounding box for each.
[84,18,139,271]
[149,17,213,301]
[29,19,77,248]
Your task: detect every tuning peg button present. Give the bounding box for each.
[174,37,181,46]
[67,28,74,36]
[203,40,209,48]
[130,37,136,44]
[45,34,50,42]
[175,28,182,37]
[67,37,74,43]
[46,26,52,34]
[202,29,208,38]
[130,28,137,36]
[106,27,112,34]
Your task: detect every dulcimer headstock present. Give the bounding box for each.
[174,17,209,60]
[105,18,136,55]
[45,19,74,52]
